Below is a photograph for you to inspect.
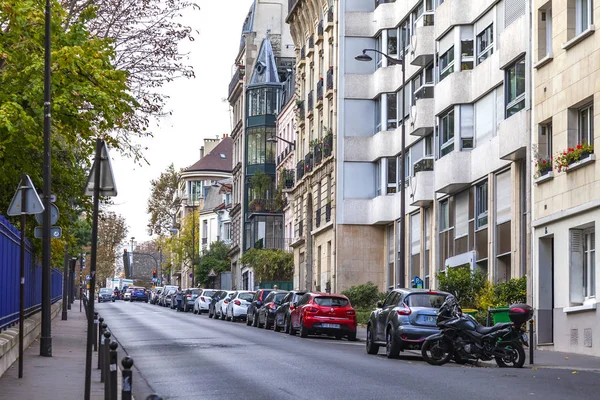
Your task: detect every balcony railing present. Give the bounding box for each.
[323,133,333,158]
[318,20,324,37]
[315,209,321,228]
[307,90,314,110]
[327,6,334,23]
[317,80,324,102]
[253,236,293,252]
[297,159,305,180]
[325,202,331,222]
[248,198,284,214]
[314,143,323,166]
[413,157,434,174]
[295,220,304,238]
[326,67,334,91]
[308,35,314,49]
[228,66,245,98]
[282,169,295,189]
[304,152,314,173]
[296,99,305,121]
[301,46,306,60]
[315,203,332,228]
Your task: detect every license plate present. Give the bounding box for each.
[322,323,340,329]
[421,315,436,324]
[521,333,529,344]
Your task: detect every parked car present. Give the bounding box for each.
[98,288,114,303]
[184,288,202,312]
[150,287,163,304]
[246,289,273,327]
[365,289,449,358]
[207,290,228,318]
[131,287,149,302]
[161,288,176,307]
[216,291,236,320]
[289,293,357,341]
[226,291,255,322]
[256,290,289,329]
[193,289,217,314]
[274,291,306,332]
[123,287,134,301]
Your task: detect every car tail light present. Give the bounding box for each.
[167,295,171,298]
[307,307,319,313]
[428,291,439,295]
[234,300,241,306]
[187,295,191,299]
[397,303,412,316]
[346,309,356,316]
[289,305,295,311]
[267,302,276,310]
[224,299,229,304]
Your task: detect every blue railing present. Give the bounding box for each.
[0,215,63,331]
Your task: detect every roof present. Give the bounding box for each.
[185,138,232,173]
[249,34,280,86]
[239,1,256,52]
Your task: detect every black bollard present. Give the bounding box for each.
[529,319,535,365]
[103,331,111,390]
[93,313,98,351]
[121,356,134,400]
[98,318,105,352]
[109,342,118,400]
[98,323,107,370]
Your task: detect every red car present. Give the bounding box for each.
[288,292,357,341]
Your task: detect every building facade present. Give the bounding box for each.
[287,0,338,292]
[228,0,295,290]
[532,0,599,356]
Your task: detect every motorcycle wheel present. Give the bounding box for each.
[495,342,526,368]
[421,338,453,366]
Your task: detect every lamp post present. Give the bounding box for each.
[355,45,406,288]
[266,135,296,149]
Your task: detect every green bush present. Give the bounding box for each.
[355,310,371,325]
[341,282,382,310]
[436,267,487,309]
[494,276,527,306]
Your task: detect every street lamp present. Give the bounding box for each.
[355,47,406,288]
[266,135,296,149]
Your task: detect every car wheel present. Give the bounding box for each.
[299,319,309,338]
[193,308,198,314]
[246,313,252,326]
[264,318,271,330]
[385,328,401,359]
[252,312,259,327]
[274,319,281,332]
[257,313,264,328]
[221,311,226,321]
[365,325,379,354]
[288,317,296,335]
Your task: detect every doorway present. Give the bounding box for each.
[538,236,554,344]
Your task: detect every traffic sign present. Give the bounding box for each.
[35,203,59,225]
[86,275,91,280]
[189,273,193,278]
[34,226,62,238]
[208,269,216,277]
[7,175,44,216]
[84,141,117,196]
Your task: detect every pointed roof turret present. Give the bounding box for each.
[249,34,280,86]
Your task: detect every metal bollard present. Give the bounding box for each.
[103,331,111,389]
[98,322,107,370]
[121,356,134,400]
[109,342,118,400]
[529,319,535,365]
[98,318,105,352]
[93,312,99,351]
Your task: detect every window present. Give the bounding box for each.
[578,103,594,145]
[538,7,552,59]
[223,222,231,241]
[576,0,593,35]
[460,105,474,149]
[454,190,469,237]
[539,122,553,159]
[375,161,381,196]
[246,127,275,165]
[439,47,454,81]
[476,181,488,229]
[477,24,494,64]
[403,149,411,187]
[375,33,383,69]
[375,96,382,133]
[247,87,279,116]
[506,58,526,117]
[401,20,410,51]
[425,135,433,156]
[460,25,474,71]
[496,171,511,224]
[189,181,203,203]
[388,28,398,58]
[387,93,397,130]
[584,230,596,298]
[387,157,397,194]
[570,228,596,303]
[439,109,454,157]
[439,199,450,231]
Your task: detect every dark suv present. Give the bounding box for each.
[366,289,449,359]
[246,289,273,327]
[257,290,289,329]
[274,291,306,332]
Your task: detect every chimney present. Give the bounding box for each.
[222,133,228,138]
[200,146,204,159]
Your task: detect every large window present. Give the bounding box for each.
[496,171,511,224]
[439,109,455,157]
[387,157,397,194]
[375,33,383,69]
[387,93,397,130]
[576,0,593,34]
[506,58,526,117]
[388,29,398,58]
[570,228,596,303]
[476,181,488,229]
[477,24,494,64]
[246,127,275,165]
[375,96,382,133]
[583,230,596,298]
[189,180,204,203]
[578,103,594,145]
[439,47,454,81]
[247,87,279,117]
[439,199,450,231]
[454,190,469,237]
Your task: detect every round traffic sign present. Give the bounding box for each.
[35,203,59,225]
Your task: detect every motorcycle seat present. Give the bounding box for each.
[475,322,512,335]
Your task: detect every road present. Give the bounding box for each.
[97,301,600,400]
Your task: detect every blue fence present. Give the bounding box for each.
[0,215,63,331]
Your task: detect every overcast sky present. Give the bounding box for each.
[109,0,254,247]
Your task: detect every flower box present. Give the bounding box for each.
[566,154,595,172]
[534,171,553,185]
[555,143,594,173]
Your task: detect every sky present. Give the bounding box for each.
[109,0,254,247]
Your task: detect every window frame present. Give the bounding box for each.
[475,181,489,229]
[439,46,455,81]
[387,157,398,194]
[439,109,455,157]
[505,58,526,118]
[583,229,596,299]
[576,0,593,35]
[578,103,594,146]
[476,24,494,64]
[439,199,450,231]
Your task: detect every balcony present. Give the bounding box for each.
[411,158,434,207]
[307,90,314,113]
[326,67,334,95]
[291,220,305,247]
[252,236,293,252]
[316,20,324,43]
[409,96,434,137]
[307,36,314,57]
[296,159,305,181]
[282,169,295,189]
[323,133,333,158]
[434,151,472,194]
[316,79,324,105]
[498,109,529,161]
[314,143,323,166]
[298,46,306,69]
[296,100,305,127]
[248,198,284,214]
[326,6,334,31]
[228,65,245,99]
[410,18,434,66]
[304,152,314,174]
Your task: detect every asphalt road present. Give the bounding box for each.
[97,301,600,400]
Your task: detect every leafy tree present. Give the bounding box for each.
[165,209,198,277]
[341,282,384,310]
[240,248,293,283]
[195,241,230,288]
[146,164,181,236]
[436,267,487,309]
[96,211,128,285]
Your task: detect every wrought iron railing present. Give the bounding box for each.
[318,20,324,36]
[314,143,323,166]
[228,66,245,98]
[307,90,314,110]
[317,80,324,102]
[326,67,334,91]
[304,152,314,173]
[308,35,314,49]
[327,6,334,23]
[323,133,333,158]
[297,159,305,180]
[301,46,306,60]
[282,169,295,189]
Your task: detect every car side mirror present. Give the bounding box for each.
[377,301,383,308]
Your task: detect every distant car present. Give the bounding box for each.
[208,290,228,318]
[257,290,289,329]
[150,287,163,304]
[194,289,217,314]
[131,287,149,302]
[226,291,255,322]
[216,291,236,320]
[274,291,306,332]
[365,289,449,358]
[123,287,133,301]
[289,293,357,341]
[246,289,273,327]
[98,288,114,303]
[184,288,201,312]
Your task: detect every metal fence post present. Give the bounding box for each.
[109,342,118,400]
[121,357,134,400]
[98,322,106,370]
[98,318,104,354]
[93,312,98,351]
[103,331,111,391]
[529,319,535,365]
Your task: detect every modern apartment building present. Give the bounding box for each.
[228,0,295,290]
[532,0,599,356]
[335,0,531,292]
[287,0,338,292]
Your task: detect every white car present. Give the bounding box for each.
[216,291,236,320]
[226,291,255,322]
[123,288,133,301]
[193,289,217,314]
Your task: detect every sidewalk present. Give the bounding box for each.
[0,305,125,399]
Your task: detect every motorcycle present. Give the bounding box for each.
[421,295,532,368]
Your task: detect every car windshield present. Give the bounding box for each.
[314,297,348,307]
[238,293,254,302]
[274,293,287,304]
[189,289,201,295]
[100,289,111,294]
[405,293,447,308]
[202,290,216,297]
[134,288,145,293]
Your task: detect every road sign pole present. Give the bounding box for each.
[18,175,27,378]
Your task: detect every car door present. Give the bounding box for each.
[291,293,310,328]
[376,292,400,341]
[277,292,292,325]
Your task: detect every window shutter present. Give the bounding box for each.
[505,0,526,27]
[460,105,474,139]
[425,208,431,250]
[570,230,585,304]
[496,171,512,224]
[411,213,421,255]
[454,190,469,237]
[475,91,494,141]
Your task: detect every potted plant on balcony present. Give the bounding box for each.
[555,143,594,173]
[249,171,271,212]
[534,157,553,178]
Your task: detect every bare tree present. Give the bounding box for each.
[147,163,182,236]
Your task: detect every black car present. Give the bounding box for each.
[246,289,273,327]
[257,290,289,329]
[98,288,114,303]
[184,288,201,312]
[274,291,306,332]
[365,289,449,359]
[208,290,228,318]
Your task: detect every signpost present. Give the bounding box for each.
[7,174,44,379]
